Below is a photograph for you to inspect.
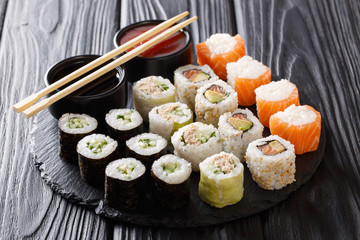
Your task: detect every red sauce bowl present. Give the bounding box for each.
[113,20,193,83]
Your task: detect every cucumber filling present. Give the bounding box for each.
[161,161,181,175]
[158,83,169,91]
[67,117,89,129]
[116,164,136,179]
[138,138,156,149]
[117,110,133,124]
[86,139,108,154]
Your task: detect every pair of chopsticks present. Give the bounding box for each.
[13,11,197,118]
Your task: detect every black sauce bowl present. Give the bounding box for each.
[113,20,193,83]
[45,55,127,131]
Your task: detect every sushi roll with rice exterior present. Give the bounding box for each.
[245,135,296,190]
[171,122,222,171]
[133,76,176,122]
[196,33,246,80]
[105,158,146,211]
[227,56,271,106]
[126,133,167,174]
[255,79,300,127]
[58,113,98,164]
[199,152,244,208]
[105,109,143,157]
[149,102,193,142]
[195,80,238,127]
[269,104,321,155]
[174,64,219,111]
[77,134,119,188]
[151,154,192,209]
[218,108,264,161]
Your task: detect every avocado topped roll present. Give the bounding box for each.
[151,154,192,209]
[171,122,222,171]
[133,76,176,122]
[195,80,238,127]
[174,64,219,111]
[199,152,244,208]
[149,102,193,142]
[77,134,119,188]
[245,135,296,190]
[105,109,143,157]
[126,133,167,173]
[105,158,146,211]
[218,108,264,161]
[58,113,98,164]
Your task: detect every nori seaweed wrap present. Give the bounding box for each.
[105,158,146,211]
[77,134,119,188]
[105,109,143,157]
[58,113,98,164]
[151,154,192,209]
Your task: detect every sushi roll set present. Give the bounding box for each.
[53,29,322,213]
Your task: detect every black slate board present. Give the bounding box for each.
[32,102,326,227]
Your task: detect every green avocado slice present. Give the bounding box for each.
[228,118,253,131]
[204,90,226,103]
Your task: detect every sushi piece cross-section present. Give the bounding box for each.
[195,80,238,127]
[105,158,146,211]
[198,152,244,208]
[151,154,192,210]
[133,76,176,122]
[171,122,222,171]
[245,135,296,190]
[58,113,98,164]
[77,134,119,188]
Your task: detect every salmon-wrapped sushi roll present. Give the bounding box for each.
[227,56,271,106]
[269,105,321,155]
[196,33,245,81]
[255,79,300,127]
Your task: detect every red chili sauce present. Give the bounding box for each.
[119,24,187,58]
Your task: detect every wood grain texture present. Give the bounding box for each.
[0,0,118,239]
[1,0,360,239]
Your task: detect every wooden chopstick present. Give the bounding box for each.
[22,16,198,118]
[13,11,190,113]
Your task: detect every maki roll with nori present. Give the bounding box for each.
[133,76,176,122]
[105,158,146,211]
[151,154,192,210]
[105,109,143,157]
[58,113,98,164]
[195,80,238,127]
[174,64,219,111]
[218,108,264,161]
[245,135,296,190]
[126,133,167,172]
[199,152,244,208]
[149,102,193,142]
[77,134,119,188]
[171,122,222,171]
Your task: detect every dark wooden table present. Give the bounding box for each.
[1,0,359,239]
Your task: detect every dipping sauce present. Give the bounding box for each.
[119,24,188,58]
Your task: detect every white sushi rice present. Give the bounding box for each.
[149,102,193,142]
[206,33,237,55]
[171,122,222,171]
[174,64,219,111]
[106,158,145,181]
[77,134,118,160]
[105,109,143,131]
[199,152,243,180]
[195,80,238,127]
[254,79,297,101]
[245,135,296,190]
[133,76,176,122]
[151,154,192,184]
[218,108,264,161]
[58,113,97,134]
[272,104,317,126]
[227,56,268,89]
[126,133,167,156]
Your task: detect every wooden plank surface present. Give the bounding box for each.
[1,0,360,239]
